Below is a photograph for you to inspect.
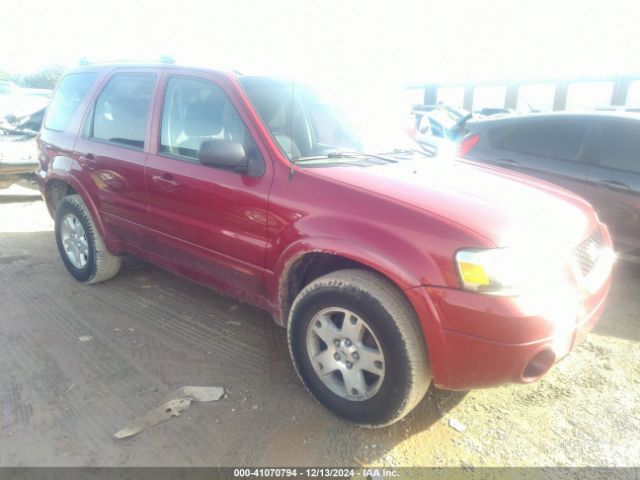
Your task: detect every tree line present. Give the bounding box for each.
[0,65,66,90]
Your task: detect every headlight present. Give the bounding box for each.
[455,247,569,296]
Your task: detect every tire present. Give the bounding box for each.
[287,269,431,427]
[54,194,121,284]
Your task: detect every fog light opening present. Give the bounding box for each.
[522,349,555,382]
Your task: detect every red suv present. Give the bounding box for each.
[37,64,615,427]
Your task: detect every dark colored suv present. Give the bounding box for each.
[36,64,614,426]
[460,112,640,259]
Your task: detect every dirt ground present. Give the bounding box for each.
[0,191,639,468]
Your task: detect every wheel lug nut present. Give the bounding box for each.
[344,339,352,347]
[334,339,341,347]
[346,361,353,369]
[334,353,340,361]
[352,352,359,360]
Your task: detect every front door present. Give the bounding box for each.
[144,73,273,303]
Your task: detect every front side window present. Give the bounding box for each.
[597,121,640,173]
[160,77,261,166]
[500,120,587,161]
[44,73,97,131]
[89,74,155,149]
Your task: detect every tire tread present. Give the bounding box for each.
[55,194,121,284]
[287,269,431,427]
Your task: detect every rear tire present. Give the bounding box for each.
[54,194,121,284]
[287,269,431,427]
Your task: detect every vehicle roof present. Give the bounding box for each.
[468,110,640,126]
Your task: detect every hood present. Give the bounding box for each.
[310,157,598,250]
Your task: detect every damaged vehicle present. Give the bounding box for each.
[37,64,614,427]
[0,110,42,188]
[413,104,471,156]
[0,135,38,188]
[0,85,48,188]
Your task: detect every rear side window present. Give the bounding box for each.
[498,120,587,161]
[597,121,640,173]
[88,74,155,149]
[44,73,96,131]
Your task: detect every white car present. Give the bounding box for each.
[413,105,470,156]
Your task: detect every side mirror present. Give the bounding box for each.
[198,140,248,172]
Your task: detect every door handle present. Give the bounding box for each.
[79,153,97,170]
[152,173,179,192]
[597,179,631,192]
[495,159,520,168]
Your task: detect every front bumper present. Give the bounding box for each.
[406,241,613,391]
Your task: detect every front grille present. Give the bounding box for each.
[573,229,603,276]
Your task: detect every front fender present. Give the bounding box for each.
[268,236,447,382]
[268,231,445,324]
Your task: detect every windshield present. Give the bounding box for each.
[239,76,421,162]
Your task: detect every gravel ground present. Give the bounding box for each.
[0,195,638,468]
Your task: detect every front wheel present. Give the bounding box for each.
[287,269,431,427]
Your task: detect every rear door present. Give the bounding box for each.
[583,118,640,254]
[144,72,273,303]
[74,69,159,240]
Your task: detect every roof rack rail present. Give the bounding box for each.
[77,55,176,66]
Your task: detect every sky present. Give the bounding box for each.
[2,0,639,88]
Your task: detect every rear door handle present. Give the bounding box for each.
[495,159,520,168]
[598,179,631,192]
[79,153,97,170]
[152,173,179,192]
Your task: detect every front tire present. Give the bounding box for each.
[54,194,121,284]
[287,269,431,427]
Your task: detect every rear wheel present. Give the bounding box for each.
[287,269,431,427]
[54,194,121,284]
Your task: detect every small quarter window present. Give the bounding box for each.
[45,73,97,131]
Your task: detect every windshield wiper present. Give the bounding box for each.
[380,148,433,158]
[327,151,398,163]
[293,151,398,165]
